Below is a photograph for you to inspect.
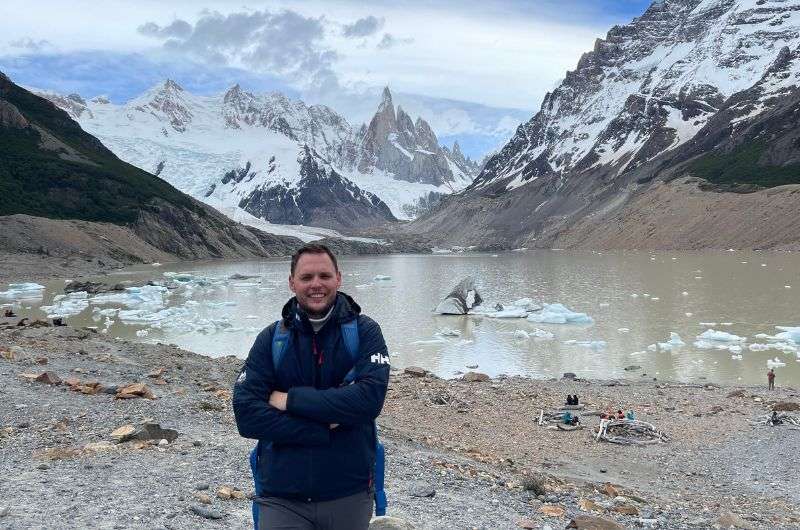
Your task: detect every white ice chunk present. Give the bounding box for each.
[373,275,391,281]
[436,328,461,338]
[617,328,630,333]
[767,358,786,367]
[135,329,149,337]
[696,329,745,343]
[490,307,529,318]
[526,303,593,325]
[40,291,90,318]
[0,282,45,300]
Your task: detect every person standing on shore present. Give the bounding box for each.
[233,243,390,530]
[768,368,776,390]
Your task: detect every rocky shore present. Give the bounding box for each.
[2,315,799,529]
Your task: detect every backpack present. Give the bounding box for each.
[249,319,387,529]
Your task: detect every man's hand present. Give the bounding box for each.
[268,391,288,411]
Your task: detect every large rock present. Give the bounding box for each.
[715,512,756,529]
[111,422,178,443]
[115,383,155,400]
[434,276,483,315]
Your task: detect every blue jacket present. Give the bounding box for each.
[233,292,390,502]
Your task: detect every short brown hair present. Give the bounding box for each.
[290,243,339,275]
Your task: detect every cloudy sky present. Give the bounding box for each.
[0,0,652,157]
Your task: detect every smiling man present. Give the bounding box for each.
[233,243,390,530]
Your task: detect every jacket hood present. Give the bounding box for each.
[281,291,361,329]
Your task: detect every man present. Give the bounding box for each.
[768,368,776,390]
[233,243,390,530]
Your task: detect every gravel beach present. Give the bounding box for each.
[2,314,799,529]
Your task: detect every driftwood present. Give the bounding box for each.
[596,419,668,445]
[750,412,800,427]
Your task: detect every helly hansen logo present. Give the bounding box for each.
[370,352,390,365]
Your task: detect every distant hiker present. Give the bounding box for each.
[617,409,625,420]
[769,411,783,426]
[3,308,15,317]
[233,243,390,530]
[625,410,635,421]
[563,411,573,424]
[573,395,579,406]
[566,395,575,406]
[768,368,776,390]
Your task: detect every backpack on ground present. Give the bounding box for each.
[250,319,387,529]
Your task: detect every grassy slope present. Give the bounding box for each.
[689,140,800,190]
[0,76,198,224]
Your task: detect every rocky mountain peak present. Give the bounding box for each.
[162,79,184,93]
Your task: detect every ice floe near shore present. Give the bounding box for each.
[0,283,45,300]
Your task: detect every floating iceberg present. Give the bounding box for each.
[648,332,685,352]
[767,358,786,368]
[434,277,483,315]
[373,275,391,281]
[0,282,45,300]
[526,303,593,325]
[696,329,745,343]
[40,291,89,318]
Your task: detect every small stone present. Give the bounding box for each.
[110,425,136,442]
[404,366,428,377]
[369,516,415,529]
[217,486,233,500]
[101,385,118,395]
[37,463,50,470]
[599,468,607,473]
[35,357,48,365]
[462,371,490,383]
[716,512,756,529]
[35,372,62,385]
[562,372,577,380]
[567,515,625,530]
[16,421,30,429]
[0,506,9,517]
[189,505,223,520]
[578,499,605,513]
[158,439,169,446]
[612,505,639,516]
[772,401,800,412]
[516,519,537,529]
[195,483,210,491]
[539,504,565,517]
[602,483,619,497]
[147,366,166,378]
[194,493,212,505]
[409,481,435,498]
[192,440,203,447]
[115,382,155,400]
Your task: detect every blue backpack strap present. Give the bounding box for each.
[250,441,261,530]
[271,319,290,372]
[341,319,360,384]
[252,320,288,530]
[338,318,388,516]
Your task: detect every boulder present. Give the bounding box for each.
[567,515,626,529]
[462,371,490,383]
[111,422,178,443]
[434,276,483,314]
[726,389,747,398]
[516,519,537,529]
[563,372,577,380]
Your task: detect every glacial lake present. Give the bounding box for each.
[4,250,800,386]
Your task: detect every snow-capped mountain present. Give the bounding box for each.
[38,81,478,232]
[412,0,800,249]
[357,87,478,188]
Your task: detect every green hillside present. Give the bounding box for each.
[0,73,198,224]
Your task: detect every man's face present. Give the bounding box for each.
[289,252,342,318]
